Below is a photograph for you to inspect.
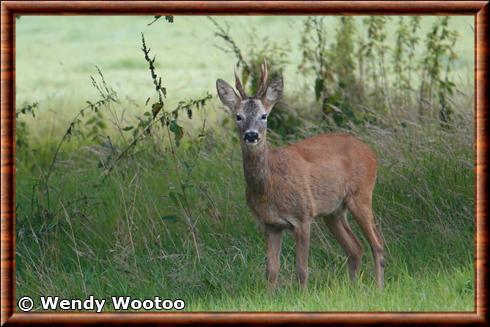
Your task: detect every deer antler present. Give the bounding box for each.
[234,64,247,99]
[255,58,269,98]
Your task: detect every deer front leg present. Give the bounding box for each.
[294,222,311,288]
[266,226,283,291]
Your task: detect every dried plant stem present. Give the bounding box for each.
[164,125,201,262]
[60,200,88,296]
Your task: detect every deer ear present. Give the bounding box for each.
[216,79,240,111]
[262,76,283,112]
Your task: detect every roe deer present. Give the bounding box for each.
[216,60,385,290]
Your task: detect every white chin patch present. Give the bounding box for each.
[245,139,259,145]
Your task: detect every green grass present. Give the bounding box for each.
[15,16,474,312]
[190,266,473,311]
[15,118,474,312]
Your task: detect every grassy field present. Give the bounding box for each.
[15,16,474,312]
[16,16,474,138]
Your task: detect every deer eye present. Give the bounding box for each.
[261,114,267,120]
[236,114,243,121]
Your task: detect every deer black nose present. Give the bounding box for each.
[244,131,259,143]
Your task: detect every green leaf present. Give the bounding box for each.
[152,102,163,118]
[85,117,97,126]
[96,121,107,129]
[168,191,180,206]
[177,192,186,205]
[161,215,178,223]
[122,126,134,131]
[314,78,324,101]
[169,120,184,147]
[221,117,229,127]
[241,68,250,88]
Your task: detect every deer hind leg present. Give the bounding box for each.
[347,194,385,288]
[324,209,364,282]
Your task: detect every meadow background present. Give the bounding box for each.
[15,16,474,311]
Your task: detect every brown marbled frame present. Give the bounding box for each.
[1,1,487,325]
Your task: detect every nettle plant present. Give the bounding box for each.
[299,16,461,128]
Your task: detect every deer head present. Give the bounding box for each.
[216,60,283,147]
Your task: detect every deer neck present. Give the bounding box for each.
[241,142,271,194]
